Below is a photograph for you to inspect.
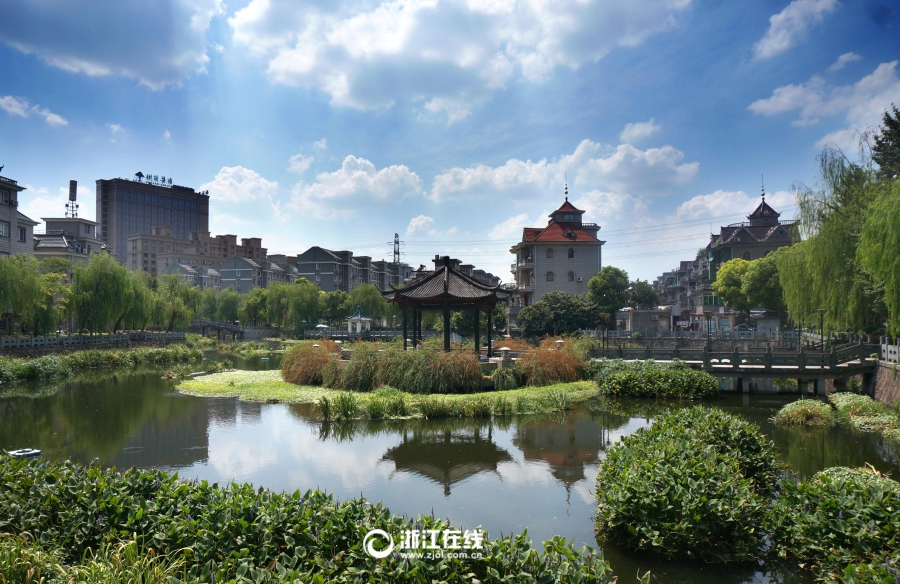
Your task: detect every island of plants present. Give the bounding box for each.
[0,454,619,584]
[772,392,900,440]
[176,340,721,420]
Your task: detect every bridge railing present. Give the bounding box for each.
[0,331,185,350]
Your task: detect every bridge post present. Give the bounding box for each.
[703,348,710,369]
[798,347,806,370]
[813,378,819,396]
[798,378,807,397]
[764,345,772,370]
[830,346,837,369]
[732,346,740,369]
[673,344,680,359]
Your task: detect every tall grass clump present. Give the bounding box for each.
[337,344,380,392]
[519,349,583,386]
[374,350,481,394]
[281,341,339,385]
[491,362,525,391]
[830,392,900,440]
[0,455,618,584]
[773,399,835,426]
[767,466,900,581]
[595,407,782,562]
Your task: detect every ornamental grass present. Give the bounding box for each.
[518,349,583,386]
[281,341,340,385]
[772,399,835,426]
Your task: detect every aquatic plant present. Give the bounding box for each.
[830,392,900,440]
[595,407,782,562]
[0,455,618,583]
[597,368,718,399]
[584,358,688,386]
[281,341,339,385]
[772,399,835,426]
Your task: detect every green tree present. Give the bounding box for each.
[627,279,661,309]
[38,257,73,275]
[857,180,900,335]
[217,287,242,323]
[70,253,132,333]
[711,258,751,313]
[519,291,599,336]
[741,254,785,312]
[346,284,387,321]
[200,287,218,320]
[588,266,629,331]
[241,286,268,326]
[157,274,201,331]
[873,104,900,180]
[119,272,157,331]
[285,278,322,330]
[322,290,350,325]
[0,255,42,333]
[450,306,506,339]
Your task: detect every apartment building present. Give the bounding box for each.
[33,216,107,264]
[128,228,267,276]
[0,173,37,256]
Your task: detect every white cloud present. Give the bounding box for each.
[619,119,660,143]
[753,0,838,60]
[489,213,533,241]
[199,166,280,203]
[406,214,435,235]
[0,0,225,89]
[214,43,226,53]
[164,129,172,141]
[430,139,698,202]
[0,95,67,127]
[828,51,861,72]
[672,189,792,221]
[313,138,328,149]
[18,184,94,229]
[0,95,29,117]
[229,0,693,119]
[287,153,314,174]
[106,123,124,134]
[290,155,422,219]
[748,61,900,148]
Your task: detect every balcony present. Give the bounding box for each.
[517,281,534,291]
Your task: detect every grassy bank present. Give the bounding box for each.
[177,370,599,420]
[0,455,617,584]
[0,345,203,385]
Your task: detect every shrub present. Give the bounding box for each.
[598,368,718,399]
[595,407,782,562]
[584,358,687,385]
[0,455,616,584]
[519,350,583,386]
[491,362,525,391]
[767,466,900,580]
[773,399,835,426]
[338,344,379,392]
[281,342,338,385]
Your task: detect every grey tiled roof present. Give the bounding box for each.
[383,260,511,303]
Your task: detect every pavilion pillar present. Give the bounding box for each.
[474,305,481,357]
[443,302,451,351]
[402,308,408,350]
[417,309,423,346]
[487,307,493,357]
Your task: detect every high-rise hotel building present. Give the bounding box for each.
[95,174,209,265]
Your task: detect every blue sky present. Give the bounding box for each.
[1,0,898,282]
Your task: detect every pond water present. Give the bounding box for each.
[2,355,898,584]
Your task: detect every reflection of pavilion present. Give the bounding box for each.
[512,414,619,490]
[381,425,513,496]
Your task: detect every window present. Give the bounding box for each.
[568,271,574,282]
[0,221,8,237]
[742,251,752,260]
[18,227,26,243]
[546,248,554,259]
[0,190,9,204]
[546,271,555,282]
[567,248,574,259]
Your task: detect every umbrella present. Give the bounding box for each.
[315,324,328,329]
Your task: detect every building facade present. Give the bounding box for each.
[95,174,210,265]
[33,217,107,264]
[508,197,605,325]
[128,228,267,276]
[0,174,37,256]
[219,256,266,294]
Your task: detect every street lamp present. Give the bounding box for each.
[816,308,826,352]
[704,310,713,351]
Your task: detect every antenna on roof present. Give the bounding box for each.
[564,172,568,201]
[761,174,765,201]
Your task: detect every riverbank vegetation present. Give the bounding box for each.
[0,455,619,584]
[595,407,900,580]
[587,359,719,399]
[0,345,202,385]
[830,392,900,440]
[772,399,836,426]
[177,369,599,421]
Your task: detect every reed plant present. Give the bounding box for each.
[518,349,583,386]
[491,362,525,391]
[829,392,900,440]
[281,341,339,385]
[772,399,835,426]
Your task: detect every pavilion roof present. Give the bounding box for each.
[382,256,512,304]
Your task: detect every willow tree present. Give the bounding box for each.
[775,146,885,332]
[0,255,42,333]
[157,274,201,331]
[858,180,900,336]
[71,253,132,333]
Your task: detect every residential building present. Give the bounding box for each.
[95,174,210,265]
[161,263,221,291]
[33,216,107,264]
[0,173,38,256]
[128,228,267,276]
[508,196,605,326]
[219,256,265,293]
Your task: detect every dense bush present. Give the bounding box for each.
[491,362,525,391]
[767,467,900,581]
[0,345,202,384]
[518,349,583,386]
[595,407,782,562]
[773,399,835,426]
[585,358,719,400]
[281,341,340,385]
[0,455,616,584]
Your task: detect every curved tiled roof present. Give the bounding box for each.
[383,256,512,303]
[523,222,599,243]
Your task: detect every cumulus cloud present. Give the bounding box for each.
[619,119,660,143]
[429,139,698,202]
[406,214,435,235]
[0,95,67,127]
[753,0,838,60]
[828,51,861,72]
[313,138,328,149]
[290,155,422,219]
[199,166,280,203]
[672,189,793,221]
[0,0,224,89]
[229,0,693,119]
[19,184,94,229]
[106,123,124,134]
[488,213,533,241]
[748,61,900,148]
[287,154,314,174]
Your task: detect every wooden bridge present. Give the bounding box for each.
[589,342,878,394]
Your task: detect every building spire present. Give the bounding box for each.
[564,172,568,201]
[761,174,765,202]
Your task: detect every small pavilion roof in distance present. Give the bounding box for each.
[347,306,373,321]
[382,256,512,307]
